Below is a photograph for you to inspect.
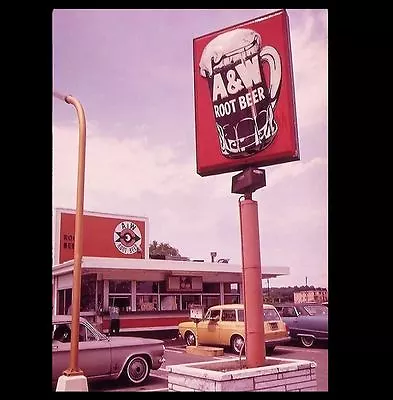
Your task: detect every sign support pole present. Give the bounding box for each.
[239,191,266,368]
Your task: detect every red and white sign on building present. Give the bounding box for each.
[193,9,299,177]
[54,208,148,264]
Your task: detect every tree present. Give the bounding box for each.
[149,240,182,257]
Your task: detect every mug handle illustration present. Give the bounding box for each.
[260,46,282,110]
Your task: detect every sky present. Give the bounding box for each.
[52,9,327,289]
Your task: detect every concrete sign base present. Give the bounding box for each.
[167,357,317,392]
[56,375,88,392]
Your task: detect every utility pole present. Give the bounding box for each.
[267,279,270,300]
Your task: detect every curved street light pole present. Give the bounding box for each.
[53,92,86,376]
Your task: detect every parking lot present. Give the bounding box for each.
[90,341,328,392]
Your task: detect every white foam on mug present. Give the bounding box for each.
[199,28,261,77]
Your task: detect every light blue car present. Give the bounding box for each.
[274,303,328,348]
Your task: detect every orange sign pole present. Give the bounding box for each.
[239,193,266,368]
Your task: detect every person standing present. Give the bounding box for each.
[109,305,120,335]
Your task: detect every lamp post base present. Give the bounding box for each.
[56,375,88,392]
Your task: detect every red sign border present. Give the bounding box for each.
[193,9,300,177]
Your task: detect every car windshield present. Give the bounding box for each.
[303,305,328,316]
[263,308,281,321]
[83,319,108,340]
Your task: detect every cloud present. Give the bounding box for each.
[53,123,327,289]
[52,9,328,288]
[289,10,327,131]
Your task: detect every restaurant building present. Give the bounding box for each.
[52,208,290,333]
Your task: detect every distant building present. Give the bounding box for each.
[293,288,328,303]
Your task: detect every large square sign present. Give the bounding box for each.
[54,208,148,264]
[193,9,299,177]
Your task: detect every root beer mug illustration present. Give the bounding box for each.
[200,28,282,158]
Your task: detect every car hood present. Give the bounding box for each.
[108,336,164,347]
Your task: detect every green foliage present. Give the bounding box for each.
[149,240,182,257]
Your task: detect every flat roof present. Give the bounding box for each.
[52,256,290,280]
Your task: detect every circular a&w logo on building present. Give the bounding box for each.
[113,221,142,255]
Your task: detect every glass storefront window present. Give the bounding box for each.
[160,295,180,311]
[136,295,158,311]
[159,281,166,293]
[57,288,72,315]
[81,274,97,312]
[109,295,132,313]
[181,295,201,310]
[97,280,103,312]
[224,294,240,304]
[202,295,220,311]
[224,282,240,293]
[202,282,220,293]
[108,280,131,313]
[136,281,159,293]
[109,280,131,293]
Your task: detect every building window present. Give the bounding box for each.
[109,280,131,293]
[136,281,159,293]
[136,281,159,312]
[109,296,132,313]
[202,295,220,311]
[97,280,103,312]
[160,295,180,311]
[136,295,158,311]
[57,288,72,315]
[224,294,240,304]
[203,282,220,293]
[224,282,240,304]
[181,295,201,310]
[108,280,132,314]
[224,282,240,293]
[81,274,97,312]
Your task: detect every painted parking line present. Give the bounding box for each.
[164,347,185,354]
[276,345,326,354]
[104,387,168,392]
[213,354,238,360]
[165,344,326,356]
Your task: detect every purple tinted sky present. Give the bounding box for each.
[53,9,327,288]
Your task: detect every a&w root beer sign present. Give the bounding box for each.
[193,9,299,176]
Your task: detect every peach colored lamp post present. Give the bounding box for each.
[53,91,86,377]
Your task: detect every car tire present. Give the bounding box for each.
[124,355,150,385]
[300,336,315,348]
[185,331,196,346]
[231,335,245,355]
[266,346,275,356]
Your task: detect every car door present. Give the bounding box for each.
[219,309,239,346]
[78,322,111,378]
[52,322,73,383]
[280,306,300,335]
[52,322,111,381]
[295,305,328,339]
[197,309,221,345]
